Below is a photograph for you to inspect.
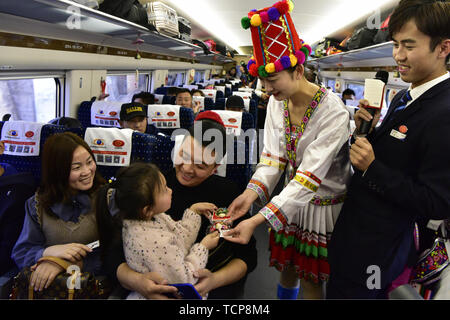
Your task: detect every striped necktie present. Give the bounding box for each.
[393,90,412,114]
[386,90,412,124]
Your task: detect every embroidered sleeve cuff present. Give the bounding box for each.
[259,152,288,171]
[247,179,270,205]
[258,202,288,232]
[294,170,321,192]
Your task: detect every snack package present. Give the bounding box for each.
[208,208,232,237]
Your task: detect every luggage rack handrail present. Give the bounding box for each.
[0,0,233,64]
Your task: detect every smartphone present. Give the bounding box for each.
[166,283,202,300]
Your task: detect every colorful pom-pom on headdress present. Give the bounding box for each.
[242,0,311,78]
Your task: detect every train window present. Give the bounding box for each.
[326,79,336,92]
[346,83,365,101]
[167,71,185,87]
[194,71,205,83]
[106,73,149,102]
[0,77,60,123]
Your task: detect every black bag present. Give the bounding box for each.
[99,0,156,31]
[346,27,378,50]
[373,29,390,44]
[373,14,392,45]
[215,43,228,56]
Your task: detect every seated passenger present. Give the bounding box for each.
[191,89,205,97]
[119,102,157,135]
[96,163,220,299]
[132,92,155,105]
[99,111,257,299]
[48,117,82,129]
[225,95,245,112]
[176,88,201,115]
[11,132,105,291]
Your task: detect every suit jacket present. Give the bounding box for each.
[329,78,450,291]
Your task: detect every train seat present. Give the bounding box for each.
[0,121,68,183]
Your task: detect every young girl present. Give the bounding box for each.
[95,163,220,300]
[12,132,105,292]
[226,0,351,299]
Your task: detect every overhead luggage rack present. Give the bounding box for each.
[0,0,233,64]
[309,42,396,69]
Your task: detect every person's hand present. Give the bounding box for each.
[42,243,92,263]
[223,214,264,245]
[354,99,381,134]
[193,269,217,298]
[0,141,4,155]
[350,137,375,172]
[30,261,65,292]
[193,100,202,114]
[227,189,258,221]
[135,272,179,300]
[200,231,220,250]
[190,202,217,219]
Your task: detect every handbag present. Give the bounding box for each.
[10,256,112,300]
[410,221,449,298]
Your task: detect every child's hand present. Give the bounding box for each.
[190,203,217,219]
[200,231,220,250]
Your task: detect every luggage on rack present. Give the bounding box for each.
[192,39,211,55]
[346,27,378,50]
[215,43,228,56]
[145,1,180,38]
[373,14,392,44]
[204,39,217,52]
[178,17,191,42]
[313,37,345,57]
[99,0,155,30]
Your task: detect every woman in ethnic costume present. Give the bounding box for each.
[225,0,351,299]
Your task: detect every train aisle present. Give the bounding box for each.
[243,205,280,300]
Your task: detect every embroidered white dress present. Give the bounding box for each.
[247,87,351,282]
[122,209,208,299]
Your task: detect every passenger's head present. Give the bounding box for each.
[176,88,193,109]
[175,111,226,187]
[191,89,205,97]
[119,102,148,133]
[132,92,155,105]
[228,67,237,77]
[95,163,170,256]
[39,132,104,209]
[389,0,450,88]
[49,117,82,129]
[225,95,245,112]
[342,89,356,100]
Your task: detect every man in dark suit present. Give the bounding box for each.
[327,0,450,299]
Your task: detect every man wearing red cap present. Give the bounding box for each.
[226,0,351,299]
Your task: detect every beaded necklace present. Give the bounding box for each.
[283,86,327,184]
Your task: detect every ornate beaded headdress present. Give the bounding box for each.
[241,0,312,78]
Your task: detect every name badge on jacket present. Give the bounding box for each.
[390,129,407,140]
